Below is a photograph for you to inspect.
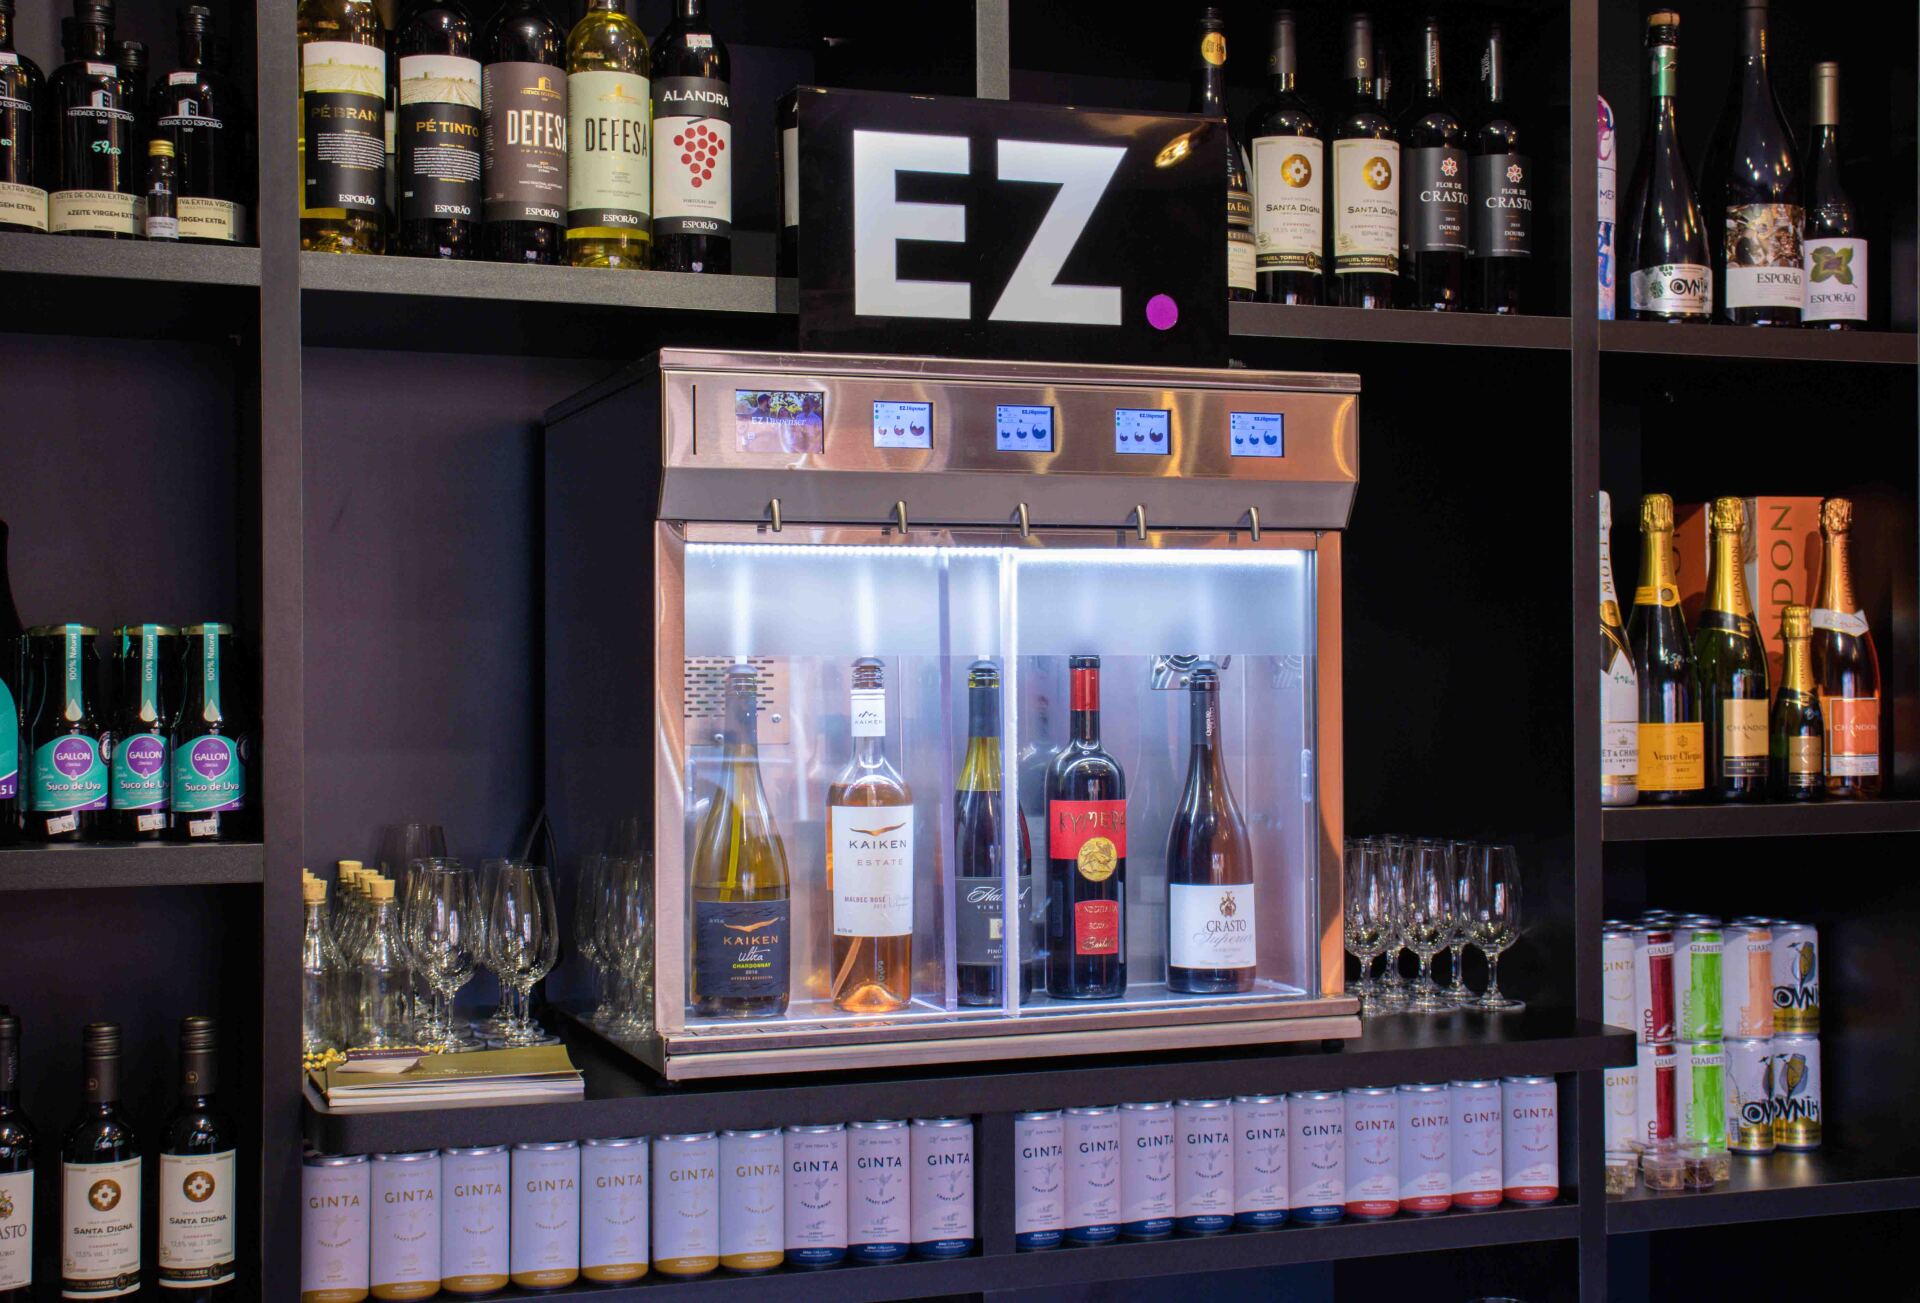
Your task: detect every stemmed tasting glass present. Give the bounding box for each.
[381,823,447,1033]
[409,858,481,1052]
[573,853,617,1028]
[491,862,562,1047]
[473,858,521,1042]
[1403,840,1457,1014]
[1468,844,1525,1012]
[398,860,442,1045]
[601,850,654,1039]
[1375,837,1412,1008]
[1444,840,1479,1006]
[1344,841,1393,1017]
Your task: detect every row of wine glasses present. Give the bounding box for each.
[1343,836,1524,1017]
[574,848,656,1040]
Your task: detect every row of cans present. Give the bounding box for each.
[1603,916,1820,1044]
[1605,1034,1823,1156]
[300,1119,974,1300]
[1012,1078,1560,1249]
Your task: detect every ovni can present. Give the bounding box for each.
[1633,926,1675,1043]
[783,1123,847,1267]
[1448,1079,1502,1209]
[1602,925,1636,1035]
[1674,1041,1726,1149]
[1771,1033,1822,1150]
[651,1132,719,1278]
[1635,1041,1677,1147]
[1771,922,1820,1033]
[1342,1087,1399,1219]
[1604,1063,1639,1152]
[580,1136,649,1284]
[1673,922,1724,1041]
[910,1117,974,1259]
[370,1150,440,1302]
[1286,1090,1344,1223]
[1063,1106,1121,1245]
[1396,1084,1451,1215]
[847,1119,910,1262]
[509,1141,578,1291]
[719,1128,783,1273]
[302,1153,370,1303]
[1724,1038,1777,1155]
[1117,1100,1174,1240]
[1012,1112,1064,1252]
[439,1144,508,1296]
[1174,1098,1234,1235]
[1500,1077,1558,1204]
[1722,922,1774,1038]
[1231,1095,1288,1229]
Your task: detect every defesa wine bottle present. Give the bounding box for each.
[481,0,568,264]
[565,0,650,269]
[1165,663,1255,995]
[393,0,482,258]
[1802,63,1866,328]
[61,1022,140,1299]
[1398,17,1467,311]
[158,1016,237,1298]
[1694,497,1769,801]
[828,658,915,1014]
[651,0,731,273]
[1627,494,1704,803]
[1247,9,1323,305]
[1330,12,1398,309]
[1045,655,1127,999]
[955,660,1036,1006]
[1771,603,1824,800]
[1625,11,1710,322]
[1812,497,1881,797]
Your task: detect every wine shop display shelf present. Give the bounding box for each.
[302,1009,1631,1154]
[1607,1142,1920,1234]
[0,840,266,891]
[0,231,261,340]
[1597,320,1919,367]
[1229,302,1573,351]
[1600,799,1920,842]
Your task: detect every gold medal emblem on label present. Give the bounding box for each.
[1077,837,1117,883]
[1201,32,1226,65]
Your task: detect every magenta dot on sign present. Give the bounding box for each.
[1146,294,1179,330]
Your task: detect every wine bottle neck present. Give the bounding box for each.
[1418,27,1442,99]
[1738,5,1768,63]
[1647,39,1678,103]
[77,20,111,60]
[677,0,703,19]
[1190,682,1220,754]
[1637,526,1673,590]
[0,1031,17,1105]
[1818,532,1856,612]
[84,1055,119,1107]
[177,27,209,69]
[1191,57,1226,115]
[1781,631,1815,693]
[180,1050,217,1103]
[0,15,14,51]
[1266,17,1296,90]
[1705,529,1753,619]
[1070,708,1101,746]
[959,733,1002,791]
[1480,40,1504,105]
[1342,21,1373,98]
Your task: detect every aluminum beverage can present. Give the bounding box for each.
[909,1117,974,1259]
[301,1153,369,1303]
[1635,1041,1676,1147]
[1500,1077,1558,1204]
[1448,1079,1502,1208]
[1604,1063,1639,1152]
[1342,1087,1399,1219]
[651,1132,719,1278]
[370,1150,441,1300]
[1174,1099,1234,1235]
[718,1129,783,1273]
[1632,925,1675,1043]
[510,1140,579,1290]
[1771,922,1820,1033]
[1598,95,1616,320]
[1117,1101,1174,1240]
[1011,1112,1063,1252]
[580,1136,649,1284]
[1673,925,1724,1041]
[846,1120,910,1263]
[1396,1084,1451,1215]
[1062,1106,1120,1245]
[1771,1034,1822,1149]
[1231,1095,1288,1229]
[1674,1041,1726,1149]
[1286,1090,1344,1223]
[1722,923,1775,1038]
[1602,925,1636,1034]
[439,1144,509,1296]
[1724,1038,1777,1154]
[783,1124,847,1268]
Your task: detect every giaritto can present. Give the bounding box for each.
[1342,1087,1399,1219]
[1721,922,1774,1039]
[1770,922,1820,1033]
[651,1132,719,1278]
[580,1136,649,1284]
[301,1153,369,1303]
[719,1128,783,1274]
[1285,1090,1344,1224]
[1231,1095,1288,1229]
[783,1124,847,1269]
[1012,1112,1063,1252]
[1633,925,1675,1044]
[1636,1041,1676,1148]
[1500,1077,1558,1204]
[1117,1101,1174,1240]
[1062,1106,1120,1245]
[909,1117,974,1260]
[439,1144,508,1296]
[1396,1084,1450,1215]
[370,1150,440,1302]
[1674,1041,1726,1149]
[1673,922,1724,1041]
[1174,1099,1234,1235]
[1602,925,1636,1034]
[1723,1038,1776,1155]
[847,1120,910,1263]
[1771,1033,1822,1150]
[509,1140,578,1291]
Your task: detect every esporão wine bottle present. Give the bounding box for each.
[1812,497,1882,798]
[1625,11,1709,322]
[109,623,176,840]
[1331,12,1397,309]
[1703,0,1801,326]
[46,0,138,238]
[1600,492,1639,807]
[1802,62,1865,329]
[955,661,1035,1007]
[0,0,47,235]
[689,663,791,1019]
[1165,662,1255,995]
[1771,603,1824,801]
[565,0,650,268]
[170,623,253,841]
[158,1016,236,1298]
[24,623,108,842]
[61,1022,140,1299]
[298,0,387,254]
[0,1011,36,1302]
[651,0,730,273]
[828,657,915,1014]
[1695,497,1770,801]
[393,0,481,258]
[1247,9,1322,305]
[1045,655,1127,999]
[1468,22,1530,314]
[1189,7,1254,301]
[1627,494,1704,803]
[1398,17,1467,311]
[152,5,243,244]
[481,0,568,264]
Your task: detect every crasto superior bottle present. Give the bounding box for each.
[1694,497,1770,802]
[954,660,1036,1006]
[1190,7,1254,300]
[1599,492,1639,806]
[298,0,387,254]
[650,0,730,273]
[1247,8,1322,305]
[1771,604,1824,801]
[158,1016,237,1298]
[1330,12,1397,308]
[1045,655,1127,1000]
[1627,494,1703,803]
[1625,11,1710,322]
[1164,663,1255,994]
[61,1022,141,1299]
[1802,63,1865,329]
[828,658,915,1014]
[565,0,650,268]
[1812,497,1881,797]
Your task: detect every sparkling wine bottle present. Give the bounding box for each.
[1625,11,1710,322]
[1600,492,1639,806]
[1812,497,1882,797]
[1771,604,1824,801]
[1694,497,1770,802]
[1627,494,1704,803]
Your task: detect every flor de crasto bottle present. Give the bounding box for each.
[1599,492,1639,807]
[1247,8,1322,305]
[1694,497,1770,802]
[954,660,1036,1006]
[393,0,483,259]
[1046,655,1127,1000]
[1330,11,1397,309]
[1468,22,1530,314]
[480,0,568,264]
[1164,662,1255,995]
[650,0,730,273]
[1625,11,1710,323]
[1811,497,1881,798]
[1190,7,1254,301]
[1627,494,1703,804]
[828,658,915,1014]
[1397,16,1467,311]
[1801,62,1865,329]
[1702,0,1801,326]
[1771,603,1824,801]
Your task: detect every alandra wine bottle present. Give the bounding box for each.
[1771,604,1824,801]
[650,0,731,273]
[1625,11,1710,322]
[954,661,1036,1006]
[1045,656,1127,999]
[1599,492,1639,806]
[1694,497,1770,802]
[1627,494,1703,803]
[1164,663,1255,995]
[1812,497,1882,797]
[828,658,915,1014]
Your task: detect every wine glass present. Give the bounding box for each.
[1376,837,1412,1008]
[398,860,439,1044]
[1343,841,1393,1017]
[1468,844,1525,1012]
[1403,840,1457,1014]
[1444,840,1479,1006]
[491,862,562,1047]
[573,853,616,1028]
[602,850,655,1039]
[410,859,481,1052]
[474,858,521,1043]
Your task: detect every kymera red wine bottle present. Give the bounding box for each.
[1045,656,1127,999]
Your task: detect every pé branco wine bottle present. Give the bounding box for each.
[828,658,915,1014]
[1812,497,1881,797]
[1771,604,1824,801]
[1164,662,1256,994]
[298,0,387,253]
[1627,494,1704,802]
[1600,492,1639,806]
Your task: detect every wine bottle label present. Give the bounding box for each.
[1227,179,1255,290]
[1785,731,1822,788]
[0,1169,31,1290]
[62,1156,142,1297]
[32,735,107,812]
[159,1149,236,1286]
[566,69,650,236]
[302,41,387,215]
[1470,152,1531,258]
[1332,138,1399,273]
[397,54,483,224]
[1637,722,1704,792]
[482,61,568,226]
[1821,695,1880,776]
[1720,699,1768,775]
[653,75,731,238]
[48,189,138,236]
[177,197,242,242]
[1722,204,1804,310]
[1049,799,1126,880]
[692,897,790,1001]
[1251,135,1324,271]
[172,734,246,812]
[0,679,15,800]
[781,125,798,229]
[1073,899,1120,956]
[1628,263,1710,316]
[0,181,48,231]
[1602,654,1637,780]
[1402,146,1468,253]
[956,874,1033,966]
[110,730,168,811]
[831,804,914,938]
[1810,606,1869,636]
[1803,237,1867,322]
[1167,881,1256,970]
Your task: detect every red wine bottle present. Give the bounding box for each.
[1045,656,1126,1000]
[650,0,731,273]
[1165,663,1255,995]
[1189,7,1254,301]
[1468,22,1530,314]
[1398,17,1467,310]
[1247,9,1323,305]
[0,1011,36,1302]
[1330,12,1397,309]
[954,661,1035,1006]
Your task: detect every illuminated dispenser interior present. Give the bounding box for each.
[545,350,1362,1079]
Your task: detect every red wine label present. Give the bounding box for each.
[1074,899,1119,956]
[1050,800,1125,881]
[1821,695,1879,775]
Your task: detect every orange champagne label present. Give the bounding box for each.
[1821,695,1880,774]
[1637,722,1705,791]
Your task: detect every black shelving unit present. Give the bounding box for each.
[1602,799,1920,841]
[0,841,265,890]
[1607,1143,1920,1234]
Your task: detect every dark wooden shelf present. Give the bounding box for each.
[1601,799,1920,842]
[1230,302,1571,350]
[0,840,265,890]
[1599,319,1917,365]
[1608,1142,1920,1233]
[0,231,260,340]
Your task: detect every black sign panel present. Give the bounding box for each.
[795,87,1227,367]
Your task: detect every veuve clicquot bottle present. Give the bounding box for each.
[1046,655,1127,999]
[828,658,915,1014]
[1398,17,1467,311]
[0,1011,36,1302]
[1703,0,1800,326]
[1468,22,1530,314]
[1802,62,1865,329]
[955,661,1036,1007]
[109,623,177,840]
[1625,11,1709,322]
[565,0,650,269]
[1695,497,1770,802]
[0,0,47,235]
[46,0,138,238]
[1812,497,1882,798]
[1165,663,1255,995]
[1772,603,1824,801]
[393,0,481,258]
[651,0,730,273]
[1191,8,1254,301]
[1627,494,1704,803]
[24,623,108,842]
[158,1016,236,1299]
[689,664,791,1019]
[170,623,253,841]
[61,1022,140,1299]
[152,5,243,244]
[1600,492,1639,806]
[1247,9,1321,304]
[0,521,21,844]
[1331,12,1397,309]
[298,0,387,254]
[480,0,567,264]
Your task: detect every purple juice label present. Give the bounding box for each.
[172,733,246,812]
[32,734,107,811]
[111,731,170,810]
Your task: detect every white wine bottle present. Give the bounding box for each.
[828,658,915,1014]
[1812,498,1882,798]
[1599,492,1639,806]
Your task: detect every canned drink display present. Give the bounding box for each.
[1448,1079,1502,1209]
[580,1137,649,1284]
[1722,923,1775,1038]
[847,1120,911,1262]
[1636,1041,1677,1148]
[1174,1099,1234,1235]
[1231,1095,1288,1229]
[1674,1041,1727,1149]
[1396,1084,1451,1215]
[1673,924,1724,1041]
[1117,1101,1174,1240]
[784,1124,848,1267]
[439,1145,509,1296]
[1341,1087,1399,1219]
[719,1128,784,1273]
[1604,1065,1639,1152]
[1771,922,1820,1033]
[1285,1090,1344,1223]
[651,1132,720,1278]
[1633,926,1676,1043]
[302,1153,370,1303]
[1771,1034,1822,1150]
[1724,1038,1777,1155]
[909,1117,974,1259]
[1062,1106,1121,1245]
[370,1150,441,1302]
[1500,1077,1558,1204]
[509,1141,579,1291]
[1012,1112,1064,1252]
[1602,925,1636,1034]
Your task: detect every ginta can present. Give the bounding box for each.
[1636,1041,1677,1148]
[847,1119,910,1262]
[580,1136,649,1283]
[719,1128,783,1273]
[1447,1079,1502,1209]
[1602,925,1636,1035]
[1500,1076,1558,1204]
[1396,1084,1451,1215]
[1770,922,1820,1033]
[1341,1087,1399,1219]
[1770,1033,1822,1150]
[1174,1099,1234,1235]
[370,1150,440,1302]
[909,1117,975,1259]
[1286,1090,1344,1223]
[302,1152,370,1303]
[1673,921,1724,1041]
[1062,1106,1120,1245]
[1674,1041,1726,1149]
[1633,925,1675,1043]
[1604,1063,1638,1152]
[784,1123,848,1267]
[1231,1095,1288,1229]
[1724,1038,1776,1155]
[1012,1112,1064,1252]
[651,1132,719,1278]
[438,1144,509,1296]
[509,1141,578,1291]
[1722,922,1774,1038]
[1117,1100,1174,1240]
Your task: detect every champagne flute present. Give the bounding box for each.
[1344,841,1393,1017]
[1469,844,1525,1012]
[1444,840,1479,1005]
[1403,840,1456,1014]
